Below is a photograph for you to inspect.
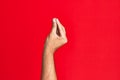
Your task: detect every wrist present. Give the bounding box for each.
[44,42,56,52]
[43,46,55,55]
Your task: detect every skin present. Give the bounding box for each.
[41,18,68,80]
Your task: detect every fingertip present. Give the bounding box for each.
[53,18,56,23]
[52,18,57,27]
[53,18,59,23]
[56,18,59,22]
[56,18,62,26]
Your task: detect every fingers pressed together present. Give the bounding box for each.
[52,18,66,38]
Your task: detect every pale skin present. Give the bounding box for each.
[41,18,68,80]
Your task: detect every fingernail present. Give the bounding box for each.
[53,18,56,23]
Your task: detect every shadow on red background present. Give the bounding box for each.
[0,0,120,80]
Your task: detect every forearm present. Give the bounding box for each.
[41,48,57,80]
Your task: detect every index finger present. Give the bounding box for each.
[56,19,65,37]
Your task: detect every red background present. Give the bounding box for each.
[0,0,120,80]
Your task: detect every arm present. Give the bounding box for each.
[41,18,67,80]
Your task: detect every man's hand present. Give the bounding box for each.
[44,18,68,53]
[41,18,68,80]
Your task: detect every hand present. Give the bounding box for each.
[44,18,68,53]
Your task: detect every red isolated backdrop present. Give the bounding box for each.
[0,0,120,80]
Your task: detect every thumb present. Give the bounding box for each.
[51,18,57,33]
